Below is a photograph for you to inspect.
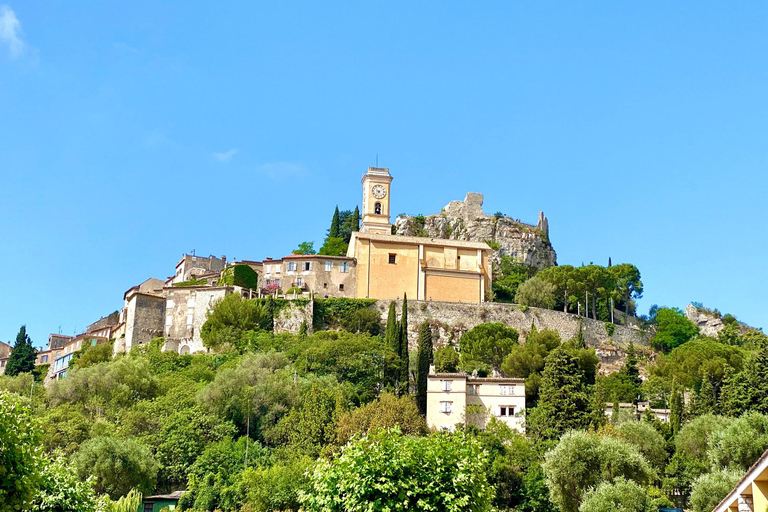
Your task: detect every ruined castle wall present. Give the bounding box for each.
[274,301,314,334]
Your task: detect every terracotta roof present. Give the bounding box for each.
[430,372,524,383]
[282,254,355,260]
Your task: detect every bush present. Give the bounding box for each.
[200,294,271,351]
[339,308,382,336]
[313,298,378,329]
[689,469,741,512]
[579,477,655,512]
[0,390,42,511]
[73,436,158,499]
[707,411,768,471]
[241,455,315,512]
[219,264,260,290]
[515,277,556,309]
[336,393,427,444]
[434,345,460,373]
[459,323,519,372]
[652,307,699,352]
[301,429,494,512]
[675,414,729,461]
[542,431,656,512]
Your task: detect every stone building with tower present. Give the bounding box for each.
[347,167,493,303]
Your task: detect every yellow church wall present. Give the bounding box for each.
[753,480,768,512]
[356,239,420,300]
[425,273,482,303]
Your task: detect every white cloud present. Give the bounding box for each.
[0,5,25,59]
[213,148,239,162]
[256,161,308,181]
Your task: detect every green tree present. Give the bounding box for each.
[398,294,409,395]
[460,323,519,372]
[339,308,381,336]
[384,302,399,389]
[416,322,433,415]
[652,308,699,352]
[0,390,42,511]
[317,237,348,256]
[538,265,579,313]
[5,325,37,376]
[32,456,99,512]
[623,341,642,389]
[707,411,768,471]
[301,429,494,512]
[515,277,556,309]
[662,452,708,509]
[329,206,341,238]
[613,421,668,471]
[501,326,561,405]
[609,264,643,320]
[542,431,655,512]
[719,365,751,416]
[336,393,427,444]
[579,478,655,512]
[240,455,315,512]
[744,341,768,414]
[293,241,316,255]
[493,256,535,303]
[528,348,591,440]
[73,436,159,499]
[200,294,271,351]
[579,265,615,321]
[675,413,728,461]
[689,469,741,512]
[434,344,460,373]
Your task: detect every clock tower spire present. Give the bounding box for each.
[360,167,393,235]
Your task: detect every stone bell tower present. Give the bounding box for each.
[360,167,393,235]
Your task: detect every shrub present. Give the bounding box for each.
[336,393,427,444]
[434,345,460,373]
[579,477,656,512]
[689,469,741,512]
[339,308,382,336]
[73,436,158,499]
[515,277,556,309]
[0,390,42,511]
[312,298,377,328]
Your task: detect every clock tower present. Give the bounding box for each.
[360,167,393,235]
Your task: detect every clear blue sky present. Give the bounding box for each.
[1,2,766,348]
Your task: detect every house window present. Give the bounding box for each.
[441,380,452,392]
[303,262,312,271]
[341,262,349,273]
[500,385,514,396]
[143,503,154,512]
[287,262,297,271]
[323,283,328,288]
[1,360,5,367]
[468,384,478,395]
[42,355,48,363]
[388,254,397,264]
[499,406,515,417]
[440,401,452,414]
[325,261,332,271]
[296,277,303,287]
[339,284,344,291]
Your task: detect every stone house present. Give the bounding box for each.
[172,254,227,284]
[48,334,109,381]
[260,255,356,298]
[0,340,11,375]
[162,285,237,354]
[426,369,525,433]
[116,278,166,354]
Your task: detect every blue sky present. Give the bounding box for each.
[1,2,766,347]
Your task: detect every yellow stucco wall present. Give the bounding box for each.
[424,273,481,303]
[355,239,419,300]
[752,480,768,512]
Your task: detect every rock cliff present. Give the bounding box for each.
[393,193,557,271]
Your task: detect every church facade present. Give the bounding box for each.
[347,167,493,303]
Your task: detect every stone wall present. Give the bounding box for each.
[274,301,314,334]
[377,300,651,374]
[124,294,165,350]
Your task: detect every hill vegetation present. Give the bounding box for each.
[1,294,767,512]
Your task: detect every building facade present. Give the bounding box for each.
[48,334,109,381]
[426,371,525,432]
[162,285,234,354]
[172,254,227,284]
[262,255,356,298]
[347,167,493,303]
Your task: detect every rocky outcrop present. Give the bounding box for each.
[684,304,753,338]
[393,193,557,272]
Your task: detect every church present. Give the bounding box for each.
[347,167,493,303]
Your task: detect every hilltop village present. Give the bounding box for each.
[3,166,768,512]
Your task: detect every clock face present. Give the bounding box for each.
[371,184,387,199]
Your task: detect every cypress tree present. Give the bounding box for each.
[416,322,433,414]
[720,365,750,417]
[329,206,341,239]
[351,206,360,233]
[623,341,642,390]
[384,302,399,389]
[5,325,37,377]
[670,382,684,437]
[611,399,620,424]
[528,347,590,439]
[575,318,586,349]
[399,294,409,395]
[692,378,715,416]
[746,342,768,414]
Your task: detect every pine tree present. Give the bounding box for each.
[670,382,684,437]
[329,206,341,239]
[692,378,715,416]
[528,347,590,439]
[5,325,37,377]
[399,294,409,395]
[416,322,433,415]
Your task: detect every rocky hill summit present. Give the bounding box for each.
[394,193,557,271]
